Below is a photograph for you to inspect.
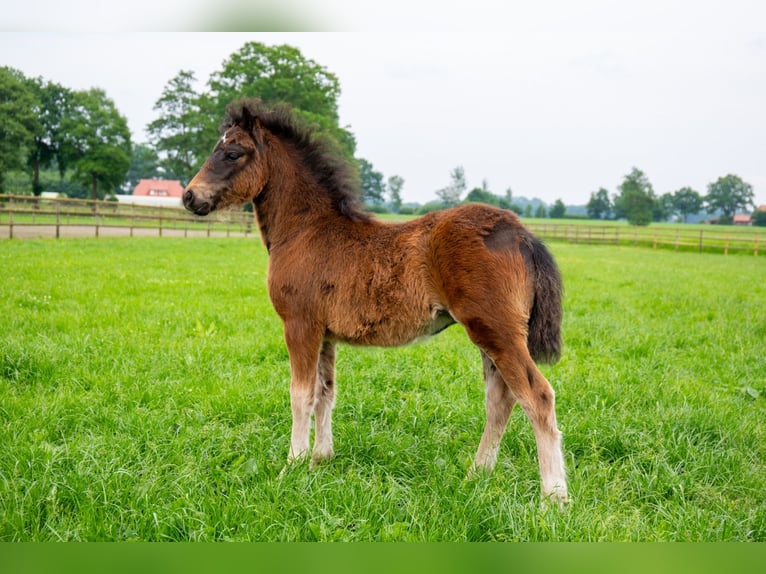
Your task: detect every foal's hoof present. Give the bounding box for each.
[542,489,571,510]
[309,449,335,470]
[278,452,308,479]
[466,460,494,481]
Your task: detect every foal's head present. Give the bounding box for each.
[183,105,268,216]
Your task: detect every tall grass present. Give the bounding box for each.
[0,238,763,540]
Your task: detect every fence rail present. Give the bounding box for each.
[525,222,761,256]
[0,194,256,240]
[1,195,762,255]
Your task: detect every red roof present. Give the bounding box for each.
[132,179,184,197]
[733,214,751,224]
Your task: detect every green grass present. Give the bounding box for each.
[0,238,764,541]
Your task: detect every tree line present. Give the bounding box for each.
[0,66,131,199]
[585,167,760,226]
[0,42,403,204]
[2,44,760,224]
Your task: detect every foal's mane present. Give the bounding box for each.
[222,99,371,222]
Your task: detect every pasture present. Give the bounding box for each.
[0,237,764,541]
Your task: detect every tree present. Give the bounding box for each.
[671,187,702,223]
[534,204,548,218]
[435,165,466,207]
[26,78,72,195]
[60,88,132,200]
[705,174,754,223]
[465,186,502,207]
[146,69,204,181]
[549,199,567,219]
[0,67,39,193]
[613,167,654,226]
[357,158,385,204]
[123,143,162,193]
[753,209,766,227]
[586,187,612,219]
[205,42,355,161]
[387,175,404,213]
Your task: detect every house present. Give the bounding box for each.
[116,179,185,207]
[733,214,752,225]
[132,179,184,198]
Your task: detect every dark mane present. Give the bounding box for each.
[222,98,371,222]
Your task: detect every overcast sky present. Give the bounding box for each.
[2,1,765,207]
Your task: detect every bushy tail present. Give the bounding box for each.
[523,232,563,364]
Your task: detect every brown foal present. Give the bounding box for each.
[183,99,569,504]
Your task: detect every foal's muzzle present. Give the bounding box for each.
[183,189,214,216]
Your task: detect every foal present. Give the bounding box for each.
[183,99,569,504]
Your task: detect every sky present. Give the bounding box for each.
[2,0,765,207]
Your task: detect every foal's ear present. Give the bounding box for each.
[240,106,265,145]
[252,117,266,146]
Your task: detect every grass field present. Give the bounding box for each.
[0,237,764,541]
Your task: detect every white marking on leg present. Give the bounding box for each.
[288,383,313,462]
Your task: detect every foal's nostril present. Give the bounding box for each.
[183,189,194,204]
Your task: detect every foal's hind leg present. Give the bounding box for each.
[462,323,568,503]
[470,351,516,474]
[311,340,336,466]
[492,348,568,504]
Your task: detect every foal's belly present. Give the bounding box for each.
[328,307,457,347]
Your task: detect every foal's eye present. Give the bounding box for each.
[225,151,242,161]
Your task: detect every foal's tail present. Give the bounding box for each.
[523,232,563,364]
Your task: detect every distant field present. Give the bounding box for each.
[0,238,764,540]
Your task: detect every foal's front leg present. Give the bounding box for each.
[284,321,323,463]
[312,340,336,466]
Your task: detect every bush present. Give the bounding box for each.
[416,202,447,215]
[753,210,766,227]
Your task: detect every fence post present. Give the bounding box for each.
[8,196,13,239]
[94,200,100,238]
[698,230,703,254]
[755,234,759,257]
[159,207,163,237]
[56,202,61,239]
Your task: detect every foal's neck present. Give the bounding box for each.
[253,143,351,252]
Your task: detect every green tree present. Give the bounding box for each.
[549,198,567,219]
[586,187,612,219]
[357,158,385,205]
[205,42,355,160]
[387,175,404,213]
[671,187,702,223]
[25,78,72,195]
[705,174,754,223]
[534,203,548,218]
[435,165,466,207]
[752,209,766,227]
[465,186,502,207]
[60,88,132,200]
[123,143,162,193]
[146,69,204,181]
[614,167,654,226]
[0,66,39,193]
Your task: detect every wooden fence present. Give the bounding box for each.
[0,194,256,240]
[1,195,762,255]
[525,222,761,256]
